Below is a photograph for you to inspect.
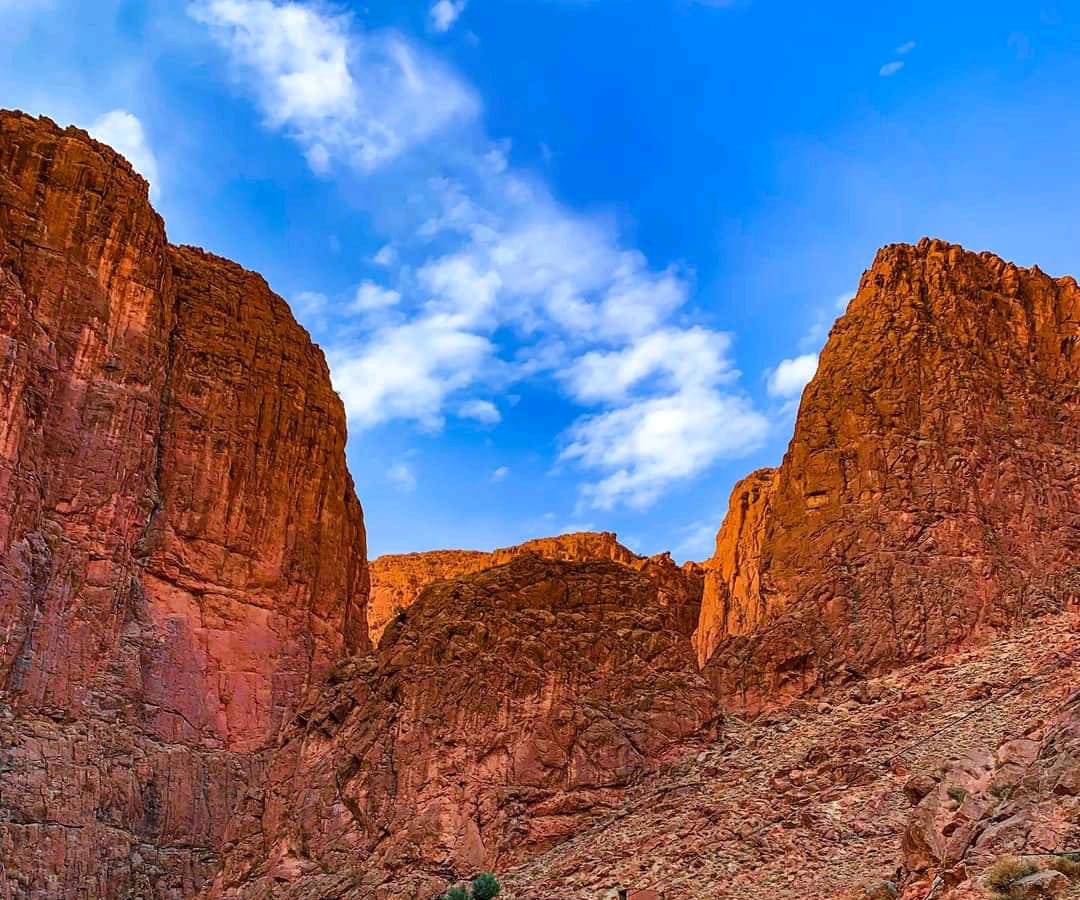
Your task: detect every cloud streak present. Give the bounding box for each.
[191,0,768,510]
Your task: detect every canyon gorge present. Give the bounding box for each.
[0,111,1077,900]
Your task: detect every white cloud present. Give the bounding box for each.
[353,280,401,311]
[767,353,818,398]
[491,465,509,482]
[87,109,159,198]
[192,0,769,510]
[330,317,494,430]
[458,398,501,424]
[880,61,904,77]
[387,460,417,492]
[190,0,477,172]
[896,40,916,55]
[676,520,717,559]
[373,244,397,266]
[799,291,853,352]
[562,386,768,510]
[429,0,466,33]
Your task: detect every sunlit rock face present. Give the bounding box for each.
[369,531,704,644]
[0,110,368,898]
[212,556,718,899]
[697,238,1080,711]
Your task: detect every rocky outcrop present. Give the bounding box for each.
[214,556,718,899]
[369,531,703,644]
[0,111,367,897]
[698,240,1080,710]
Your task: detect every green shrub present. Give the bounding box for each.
[984,856,1038,897]
[471,873,501,900]
[946,786,968,804]
[441,874,500,900]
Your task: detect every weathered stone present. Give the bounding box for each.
[698,239,1080,711]
[212,556,717,897]
[369,531,703,644]
[0,110,367,898]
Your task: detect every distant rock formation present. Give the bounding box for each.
[213,556,717,899]
[0,110,367,898]
[369,531,704,643]
[696,239,1079,711]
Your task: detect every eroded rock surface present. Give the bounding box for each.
[699,240,1080,710]
[369,531,703,643]
[0,111,367,898]
[214,556,718,899]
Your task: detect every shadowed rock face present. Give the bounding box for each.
[213,556,718,900]
[697,239,1080,711]
[369,531,703,644]
[0,111,367,898]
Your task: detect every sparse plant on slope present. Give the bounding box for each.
[441,874,500,900]
[984,856,1038,897]
[471,872,501,900]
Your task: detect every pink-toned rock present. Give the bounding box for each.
[369,531,703,644]
[0,110,367,897]
[212,556,718,898]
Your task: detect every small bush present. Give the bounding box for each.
[1046,853,1080,879]
[471,873,501,900]
[441,874,500,900]
[984,856,1038,897]
[946,786,968,804]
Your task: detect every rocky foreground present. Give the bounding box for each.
[0,109,1077,899]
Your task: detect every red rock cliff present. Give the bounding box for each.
[369,531,702,643]
[0,111,367,897]
[213,556,717,899]
[697,239,1080,709]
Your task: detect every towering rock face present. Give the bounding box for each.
[214,556,717,899]
[0,111,367,897]
[698,239,1080,709]
[369,531,703,644]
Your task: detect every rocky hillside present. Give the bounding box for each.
[697,239,1080,712]
[212,556,717,899]
[0,111,368,898]
[1,108,1078,900]
[369,532,703,643]
[503,606,1080,899]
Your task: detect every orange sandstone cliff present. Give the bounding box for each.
[369,531,703,643]
[697,239,1079,710]
[0,111,367,898]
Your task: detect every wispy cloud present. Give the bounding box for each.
[191,0,768,511]
[896,40,916,55]
[387,460,417,492]
[429,0,466,32]
[491,465,509,482]
[459,398,501,424]
[190,0,477,173]
[879,60,904,77]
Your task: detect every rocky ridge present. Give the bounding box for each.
[368,532,703,643]
[212,556,717,899]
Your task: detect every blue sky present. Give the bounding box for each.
[2,0,1077,559]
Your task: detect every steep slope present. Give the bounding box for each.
[0,111,367,897]
[502,608,1080,899]
[369,532,703,643]
[697,239,1080,710]
[213,556,718,899]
